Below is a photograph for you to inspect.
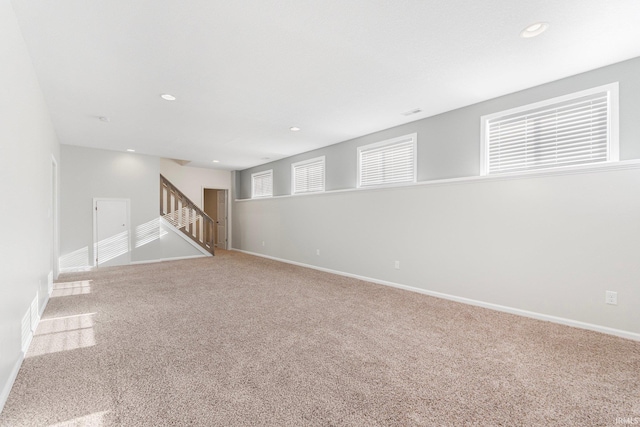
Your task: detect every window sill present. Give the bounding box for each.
[235,159,640,202]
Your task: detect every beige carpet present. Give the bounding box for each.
[1,250,639,426]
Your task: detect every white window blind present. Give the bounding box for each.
[251,170,273,198]
[358,134,417,187]
[292,156,325,194]
[483,84,618,175]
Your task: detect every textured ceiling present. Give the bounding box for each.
[11,0,640,170]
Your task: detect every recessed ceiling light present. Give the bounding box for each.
[290,126,301,132]
[161,94,176,101]
[126,149,135,152]
[520,22,549,38]
[212,160,220,163]
[99,116,110,122]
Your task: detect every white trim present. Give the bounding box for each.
[291,155,326,195]
[59,266,93,273]
[62,254,210,271]
[21,331,33,357]
[251,169,273,198]
[39,292,50,318]
[223,189,230,250]
[51,155,60,280]
[0,356,23,414]
[357,133,417,188]
[201,187,231,250]
[159,217,213,257]
[480,82,620,176]
[291,155,326,168]
[48,271,54,297]
[130,254,207,265]
[608,83,620,162]
[236,158,640,202]
[482,83,619,125]
[2,290,51,414]
[92,198,131,267]
[38,313,96,321]
[480,115,489,177]
[231,249,640,342]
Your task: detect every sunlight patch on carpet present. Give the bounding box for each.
[46,410,109,427]
[51,280,92,298]
[27,313,96,358]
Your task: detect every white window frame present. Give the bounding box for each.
[291,156,325,195]
[480,83,619,176]
[251,169,273,198]
[357,133,417,188]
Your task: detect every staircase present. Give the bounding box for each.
[160,174,215,255]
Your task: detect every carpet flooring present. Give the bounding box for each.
[1,250,639,426]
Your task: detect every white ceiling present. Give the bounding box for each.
[11,0,640,171]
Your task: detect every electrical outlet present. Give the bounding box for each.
[316,249,320,256]
[605,291,617,305]
[262,241,265,247]
[394,261,400,270]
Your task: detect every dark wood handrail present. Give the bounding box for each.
[160,174,214,255]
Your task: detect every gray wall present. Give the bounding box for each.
[0,1,60,411]
[60,145,202,271]
[233,57,640,337]
[238,57,640,198]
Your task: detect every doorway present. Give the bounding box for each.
[93,198,131,267]
[203,189,227,250]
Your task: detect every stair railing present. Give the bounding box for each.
[160,174,215,255]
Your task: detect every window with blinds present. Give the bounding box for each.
[251,170,273,198]
[357,133,417,188]
[292,156,325,194]
[481,83,618,175]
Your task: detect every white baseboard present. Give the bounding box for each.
[130,254,207,265]
[20,332,33,357]
[47,271,54,297]
[58,217,211,274]
[59,266,93,274]
[232,249,640,342]
[39,292,49,318]
[61,254,208,271]
[1,289,49,415]
[0,355,23,415]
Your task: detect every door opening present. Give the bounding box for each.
[203,189,228,250]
